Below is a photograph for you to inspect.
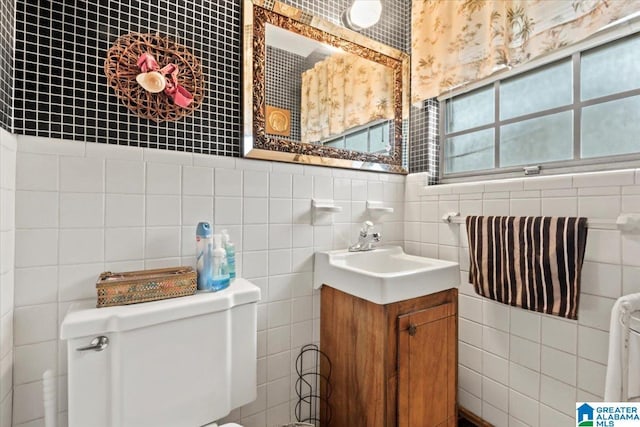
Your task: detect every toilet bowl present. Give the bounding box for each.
[61,278,260,427]
[628,313,640,400]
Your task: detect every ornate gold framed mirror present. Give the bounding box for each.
[243,0,409,174]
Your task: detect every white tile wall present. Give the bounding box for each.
[406,170,640,426]
[10,139,640,426]
[12,136,404,427]
[0,129,16,427]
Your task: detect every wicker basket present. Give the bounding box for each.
[96,267,197,308]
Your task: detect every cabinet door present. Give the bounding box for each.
[397,302,457,427]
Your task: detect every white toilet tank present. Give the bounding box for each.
[61,278,261,427]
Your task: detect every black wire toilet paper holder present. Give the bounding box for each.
[295,344,332,426]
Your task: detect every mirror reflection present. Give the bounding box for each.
[265,24,395,156]
[243,0,408,173]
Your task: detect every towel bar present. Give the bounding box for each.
[441,212,640,232]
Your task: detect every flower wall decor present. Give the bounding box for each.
[104,33,204,122]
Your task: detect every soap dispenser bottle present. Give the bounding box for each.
[221,230,236,280]
[210,234,230,291]
[196,222,213,291]
[202,243,214,292]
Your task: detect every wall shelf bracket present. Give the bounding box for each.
[367,201,394,214]
[312,199,343,225]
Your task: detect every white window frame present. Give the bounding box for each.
[438,16,640,184]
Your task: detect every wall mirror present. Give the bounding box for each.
[243,0,409,174]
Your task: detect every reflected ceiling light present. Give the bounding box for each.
[341,0,383,31]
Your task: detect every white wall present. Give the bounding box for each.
[15,132,639,427]
[10,135,405,427]
[0,129,16,427]
[405,170,640,427]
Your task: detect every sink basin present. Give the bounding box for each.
[314,246,460,304]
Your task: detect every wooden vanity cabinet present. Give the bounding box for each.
[320,286,457,427]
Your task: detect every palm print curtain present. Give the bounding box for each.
[300,52,394,144]
[411,0,640,104]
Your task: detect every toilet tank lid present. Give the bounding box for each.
[60,278,261,340]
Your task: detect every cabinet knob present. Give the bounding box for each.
[408,324,417,336]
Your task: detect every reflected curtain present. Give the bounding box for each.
[300,53,394,144]
[411,0,640,104]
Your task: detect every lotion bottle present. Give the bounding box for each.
[210,234,230,291]
[221,230,236,280]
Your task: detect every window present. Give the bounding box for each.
[322,121,391,154]
[441,33,640,179]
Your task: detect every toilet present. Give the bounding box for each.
[61,278,261,427]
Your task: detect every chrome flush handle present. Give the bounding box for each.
[76,336,109,352]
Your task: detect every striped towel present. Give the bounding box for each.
[466,216,588,319]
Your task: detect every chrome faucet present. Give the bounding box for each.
[349,221,381,252]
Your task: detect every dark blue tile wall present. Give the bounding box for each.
[0,0,13,132]
[10,0,410,157]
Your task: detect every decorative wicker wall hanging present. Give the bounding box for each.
[104,33,205,123]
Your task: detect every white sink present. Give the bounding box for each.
[313,246,460,304]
